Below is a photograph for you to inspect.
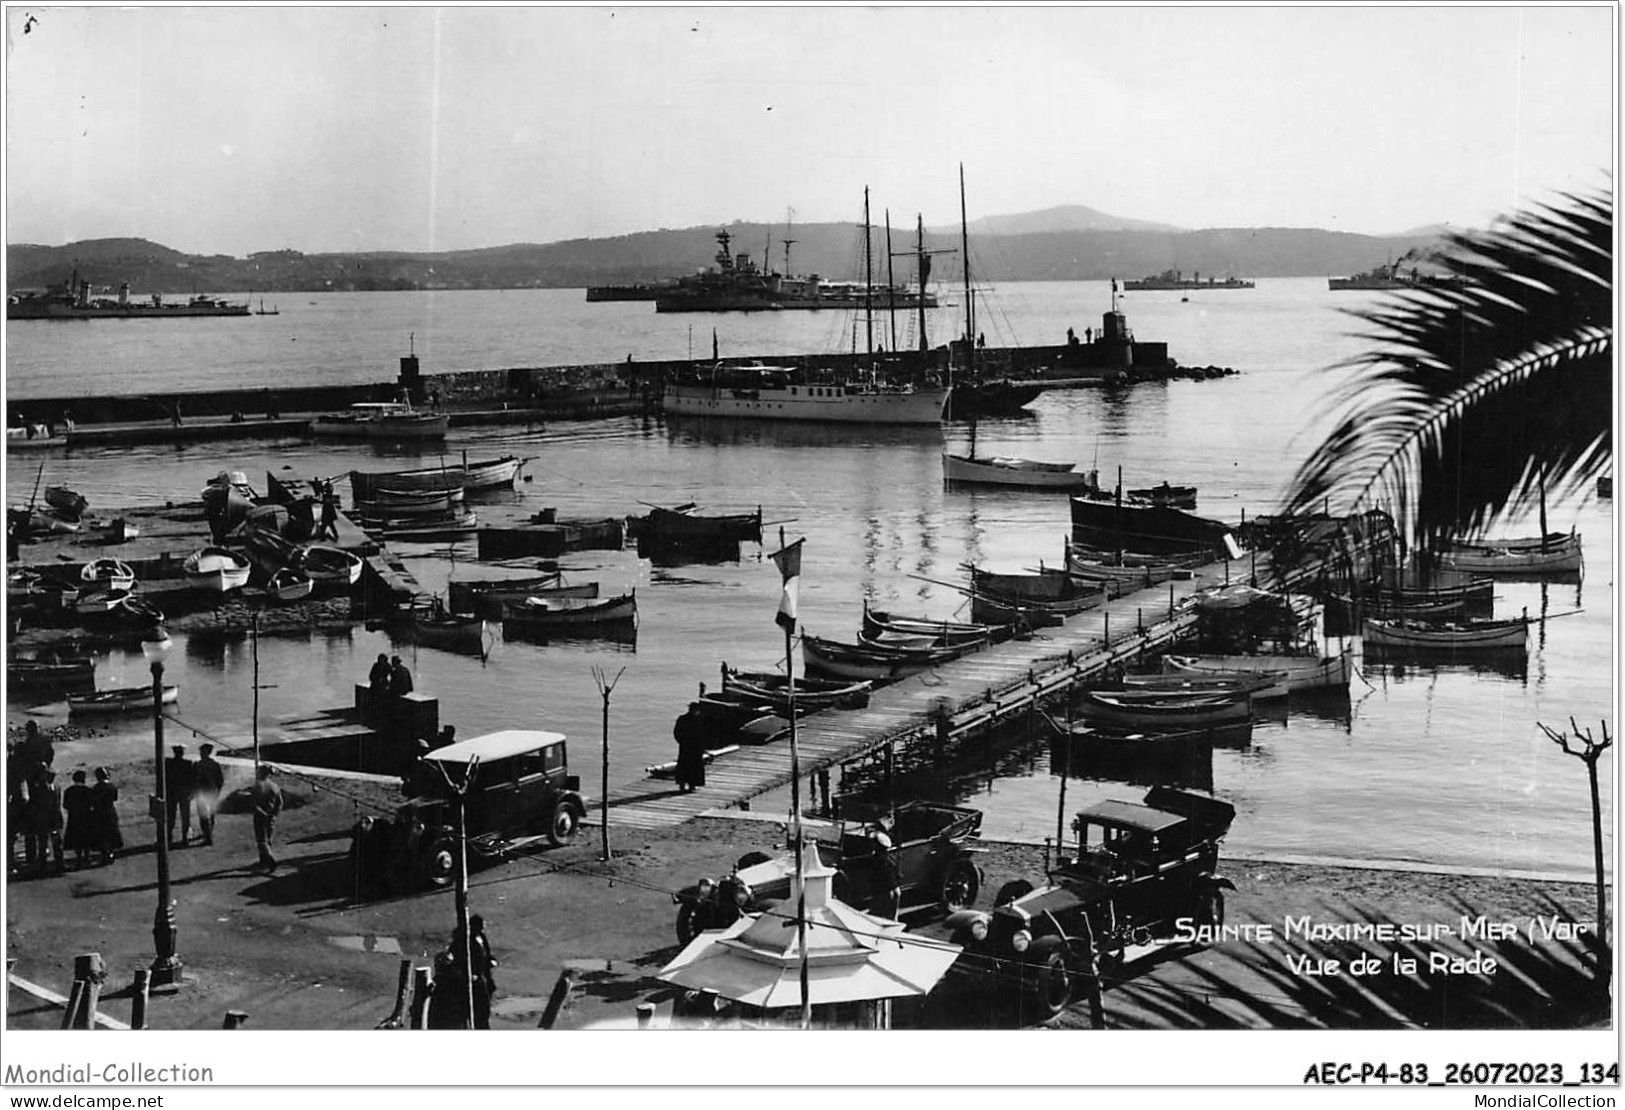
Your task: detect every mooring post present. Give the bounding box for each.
[222,1010,249,1029]
[409,966,433,1029]
[538,968,577,1029]
[1103,611,1110,646]
[636,1003,656,1029]
[1137,607,1143,633]
[69,953,106,1030]
[61,981,85,1031]
[1169,581,1175,619]
[129,969,152,1030]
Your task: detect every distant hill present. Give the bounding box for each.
[7,216,1449,294]
[956,204,1182,236]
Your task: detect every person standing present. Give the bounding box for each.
[194,744,225,847]
[89,767,122,865]
[251,764,283,873]
[317,482,340,541]
[164,744,196,848]
[63,769,94,869]
[26,768,64,876]
[389,655,413,696]
[368,652,392,695]
[672,709,706,794]
[468,914,497,1029]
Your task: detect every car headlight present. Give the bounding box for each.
[1011,929,1032,953]
[969,917,989,942]
[696,878,714,897]
[732,881,752,906]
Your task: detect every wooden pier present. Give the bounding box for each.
[604,541,1344,831]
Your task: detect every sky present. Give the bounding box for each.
[2,4,1616,256]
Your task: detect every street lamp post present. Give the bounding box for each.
[142,632,183,988]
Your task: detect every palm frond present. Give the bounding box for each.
[1283,184,1612,556]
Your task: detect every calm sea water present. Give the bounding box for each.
[5,280,1614,878]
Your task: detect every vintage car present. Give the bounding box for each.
[672,801,985,944]
[350,729,587,895]
[945,786,1235,1019]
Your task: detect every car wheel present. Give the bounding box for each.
[675,902,703,946]
[939,859,980,912]
[1198,888,1226,929]
[736,851,772,870]
[994,879,1033,907]
[420,836,457,888]
[1035,947,1073,1018]
[547,802,580,847]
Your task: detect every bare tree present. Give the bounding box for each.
[1538,716,1613,982]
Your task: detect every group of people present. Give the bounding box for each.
[368,653,415,700]
[7,722,121,875]
[162,743,227,848]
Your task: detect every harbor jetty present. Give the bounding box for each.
[605,513,1390,830]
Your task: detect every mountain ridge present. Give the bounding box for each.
[6,211,1452,294]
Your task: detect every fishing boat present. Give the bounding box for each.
[1375,572,1496,612]
[356,508,478,542]
[348,455,527,500]
[7,656,95,695]
[1063,538,1202,589]
[5,425,69,451]
[800,633,968,684]
[1162,650,1354,693]
[1362,614,1530,651]
[635,503,764,545]
[354,487,466,516]
[75,586,132,615]
[718,666,874,712]
[1326,591,1467,624]
[942,167,1090,487]
[1075,688,1253,729]
[859,602,1004,647]
[266,568,314,603]
[1122,670,1290,701]
[1441,531,1583,575]
[501,591,638,631]
[1125,483,1198,510]
[183,546,253,593]
[409,599,489,652]
[447,574,598,619]
[966,565,1107,626]
[298,545,364,591]
[1069,488,1234,558]
[114,595,167,633]
[80,558,135,592]
[43,485,88,520]
[69,684,179,715]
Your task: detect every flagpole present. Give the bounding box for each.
[774,526,812,1030]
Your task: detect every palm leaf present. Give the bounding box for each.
[1282,185,1612,558]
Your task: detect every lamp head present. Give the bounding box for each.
[140,630,173,665]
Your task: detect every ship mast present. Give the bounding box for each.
[884,209,898,355]
[960,164,976,456]
[864,187,874,376]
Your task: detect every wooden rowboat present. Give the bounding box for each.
[349,455,526,500]
[719,667,873,711]
[447,575,598,619]
[1362,614,1530,651]
[298,545,364,590]
[1441,531,1583,575]
[69,684,178,715]
[501,591,637,630]
[183,546,252,593]
[801,634,967,684]
[1075,688,1253,729]
[1162,651,1353,692]
[80,558,135,592]
[267,568,315,603]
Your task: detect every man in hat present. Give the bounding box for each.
[251,764,284,873]
[164,744,196,848]
[194,743,226,847]
[388,655,413,696]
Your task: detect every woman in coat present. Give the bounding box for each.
[62,769,95,868]
[89,767,123,865]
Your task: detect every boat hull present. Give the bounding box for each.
[661,382,947,425]
[1069,495,1232,557]
[942,453,1095,489]
[183,547,252,593]
[69,685,179,715]
[1162,652,1353,692]
[349,456,525,499]
[1441,533,1583,575]
[1362,617,1529,650]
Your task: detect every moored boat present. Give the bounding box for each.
[183,546,252,593]
[1069,492,1233,557]
[942,452,1099,489]
[501,591,638,630]
[1123,670,1289,701]
[718,666,873,712]
[447,574,598,619]
[75,586,132,615]
[1441,532,1583,575]
[312,402,447,441]
[661,362,948,425]
[636,504,764,545]
[356,508,478,542]
[298,545,364,591]
[860,602,1003,647]
[409,600,489,652]
[1125,482,1198,510]
[43,485,88,520]
[354,487,466,516]
[1162,650,1354,693]
[266,568,315,603]
[69,684,178,715]
[1362,614,1530,651]
[801,633,967,684]
[1075,688,1253,730]
[349,455,526,500]
[7,656,96,694]
[80,558,135,592]
[1064,538,1201,589]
